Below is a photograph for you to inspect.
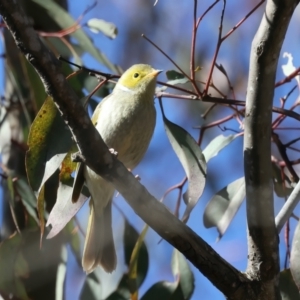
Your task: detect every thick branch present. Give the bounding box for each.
[244,0,298,298]
[0,1,250,298]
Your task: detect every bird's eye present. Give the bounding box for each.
[133,73,139,78]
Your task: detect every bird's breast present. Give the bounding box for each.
[95,98,156,169]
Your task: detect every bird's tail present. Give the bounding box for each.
[82,200,117,273]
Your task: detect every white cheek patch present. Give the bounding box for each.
[117,84,136,94]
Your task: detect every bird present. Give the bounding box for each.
[72,64,161,274]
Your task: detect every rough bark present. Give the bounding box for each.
[244,0,299,299]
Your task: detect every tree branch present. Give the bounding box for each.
[275,181,300,233]
[0,0,251,298]
[243,0,299,298]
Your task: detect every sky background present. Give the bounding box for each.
[1,1,300,299]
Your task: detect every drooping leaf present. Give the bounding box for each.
[141,281,178,300]
[6,174,15,205]
[124,220,149,289]
[21,56,47,110]
[15,176,39,224]
[171,250,195,299]
[64,220,81,264]
[272,162,293,198]
[166,70,185,80]
[80,273,101,300]
[127,224,149,298]
[167,78,190,87]
[76,72,111,99]
[0,233,30,300]
[157,68,189,91]
[106,275,130,300]
[26,96,72,192]
[203,134,238,162]
[47,37,83,65]
[37,184,46,244]
[31,0,118,73]
[215,63,228,77]
[55,246,67,300]
[59,148,78,186]
[163,116,206,222]
[87,18,118,39]
[290,219,300,290]
[203,177,245,239]
[279,269,300,300]
[46,182,88,239]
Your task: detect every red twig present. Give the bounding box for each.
[221,0,265,40]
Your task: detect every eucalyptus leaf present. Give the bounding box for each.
[171,250,195,299]
[55,246,67,300]
[203,134,238,162]
[166,70,185,80]
[141,281,178,300]
[290,220,300,290]
[163,116,206,222]
[123,220,149,289]
[26,97,72,193]
[46,182,88,239]
[15,176,39,224]
[31,0,118,72]
[87,18,118,39]
[203,177,245,239]
[279,269,300,300]
[0,233,30,300]
[105,274,130,300]
[64,220,81,264]
[272,162,293,198]
[80,273,102,300]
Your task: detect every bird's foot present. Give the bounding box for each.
[109,148,118,157]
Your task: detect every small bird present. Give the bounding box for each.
[72,64,161,273]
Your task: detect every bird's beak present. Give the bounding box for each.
[149,69,163,78]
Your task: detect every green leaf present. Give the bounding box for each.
[141,281,178,300]
[55,246,67,300]
[80,273,101,300]
[6,175,14,205]
[22,56,46,110]
[166,70,185,80]
[159,70,190,89]
[59,148,78,186]
[26,96,72,192]
[290,220,300,290]
[279,269,300,300]
[76,72,111,99]
[31,0,118,73]
[203,134,238,162]
[123,219,149,289]
[106,275,130,300]
[15,176,39,224]
[64,220,81,264]
[272,163,293,198]
[203,177,245,239]
[163,117,206,222]
[87,18,118,39]
[37,183,46,243]
[171,250,194,299]
[0,233,30,300]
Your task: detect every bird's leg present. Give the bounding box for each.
[109,148,118,157]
